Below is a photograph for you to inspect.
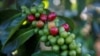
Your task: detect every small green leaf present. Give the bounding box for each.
[31,51,59,56]
[2,29,34,54]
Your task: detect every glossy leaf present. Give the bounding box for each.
[2,29,34,54]
[0,13,26,45]
[31,51,59,56]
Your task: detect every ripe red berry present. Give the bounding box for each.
[36,20,44,28]
[62,24,70,31]
[50,27,58,36]
[40,14,47,22]
[27,14,35,22]
[48,12,56,21]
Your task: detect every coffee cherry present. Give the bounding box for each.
[38,7,44,13]
[39,30,44,36]
[25,8,31,14]
[76,47,81,54]
[27,14,35,22]
[60,31,68,38]
[32,21,36,27]
[30,7,37,14]
[34,28,39,33]
[48,35,54,40]
[48,21,56,29]
[61,45,67,50]
[69,33,75,39]
[69,41,77,50]
[50,27,58,36]
[69,50,76,56]
[61,51,68,56]
[43,28,49,35]
[40,36,47,42]
[49,37,57,45]
[65,36,73,44]
[48,12,56,21]
[59,27,65,33]
[36,20,44,28]
[52,45,59,52]
[35,13,40,18]
[62,23,70,32]
[57,38,64,45]
[40,14,47,22]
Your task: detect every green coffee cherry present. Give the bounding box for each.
[69,40,77,50]
[30,7,37,14]
[69,50,76,56]
[39,30,44,36]
[61,45,67,50]
[43,28,49,35]
[32,21,36,27]
[52,45,59,52]
[69,33,75,39]
[21,5,27,13]
[65,36,73,44]
[76,47,81,54]
[49,37,57,45]
[37,7,44,13]
[59,27,65,33]
[35,13,40,18]
[40,36,47,42]
[61,51,68,56]
[60,31,68,38]
[34,28,39,33]
[48,35,54,40]
[57,38,64,45]
[25,8,31,14]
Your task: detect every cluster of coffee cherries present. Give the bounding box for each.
[40,26,82,56]
[21,4,84,56]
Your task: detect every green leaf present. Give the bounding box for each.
[0,13,26,45]
[2,29,34,54]
[31,51,59,56]
[0,9,20,24]
[58,16,75,31]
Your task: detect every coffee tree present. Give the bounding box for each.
[0,0,95,56]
